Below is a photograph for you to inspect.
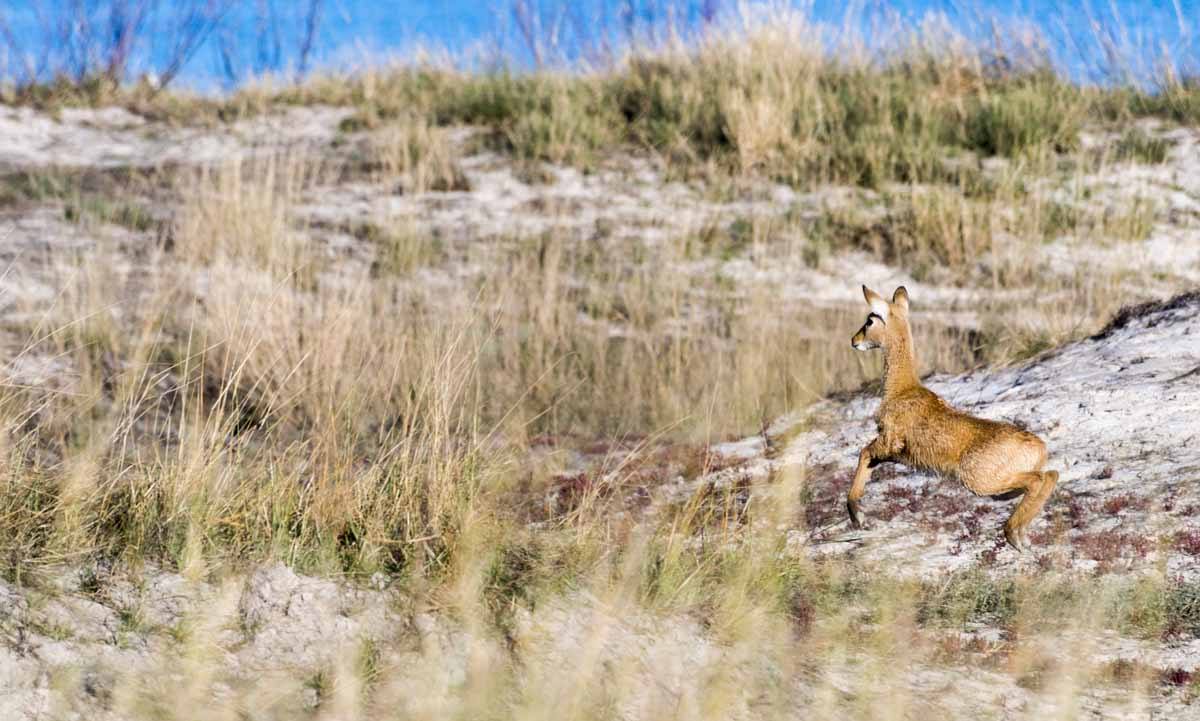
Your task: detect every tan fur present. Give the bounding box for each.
[847,285,1057,551]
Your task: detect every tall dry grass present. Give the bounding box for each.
[2,138,1188,717]
[0,107,1162,577]
[254,11,1198,192]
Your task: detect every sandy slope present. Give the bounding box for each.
[747,291,1200,578]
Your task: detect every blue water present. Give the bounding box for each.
[0,1,1196,90]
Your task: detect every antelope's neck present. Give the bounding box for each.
[882,329,920,397]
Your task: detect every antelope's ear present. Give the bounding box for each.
[862,285,889,320]
[892,286,909,310]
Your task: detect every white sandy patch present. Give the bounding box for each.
[0,105,351,169]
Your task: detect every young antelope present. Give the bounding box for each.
[848,285,1058,551]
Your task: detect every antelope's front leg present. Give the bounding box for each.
[846,441,879,529]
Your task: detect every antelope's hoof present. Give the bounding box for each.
[847,500,866,530]
[1004,524,1028,553]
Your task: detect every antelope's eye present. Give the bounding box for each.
[865,317,874,326]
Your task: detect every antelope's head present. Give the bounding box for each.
[851,285,910,351]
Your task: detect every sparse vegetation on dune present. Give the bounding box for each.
[10,14,1200,175]
[1,8,1200,720]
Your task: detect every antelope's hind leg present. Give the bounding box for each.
[1004,470,1058,551]
[961,436,1054,552]
[960,466,1043,552]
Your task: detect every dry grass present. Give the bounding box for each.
[0,106,1159,577]
[349,115,471,192]
[1,142,1190,718]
